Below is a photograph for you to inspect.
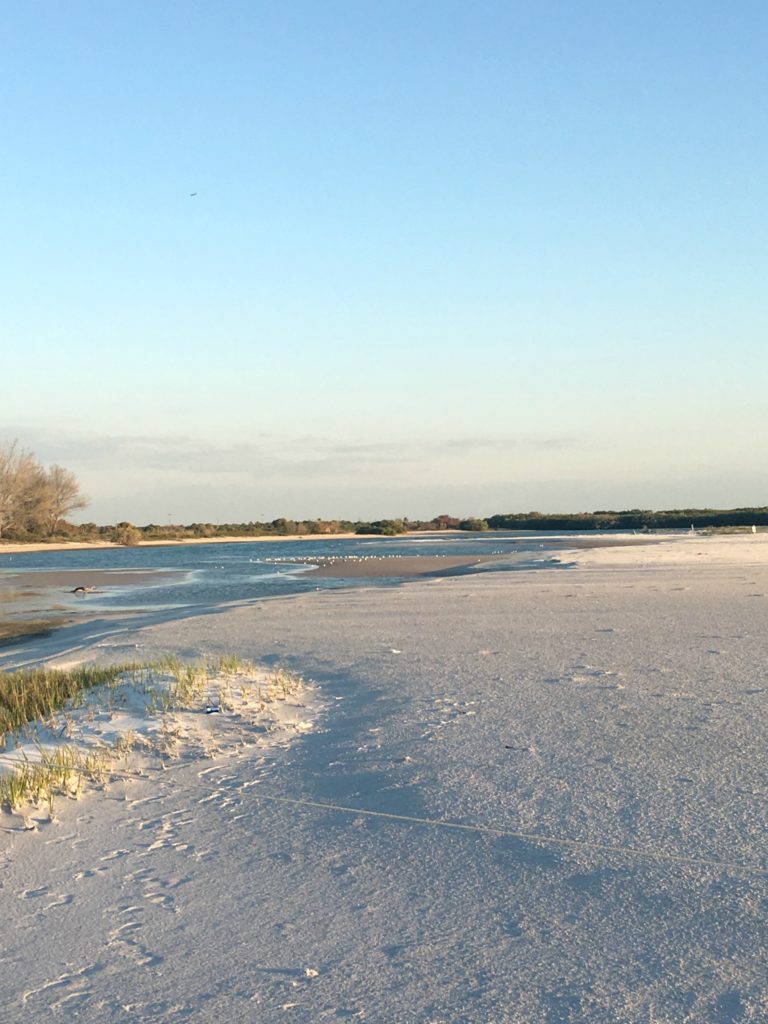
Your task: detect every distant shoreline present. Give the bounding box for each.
[0,531,465,557]
[0,530,683,558]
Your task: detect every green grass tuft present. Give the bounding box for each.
[0,655,302,814]
[0,663,142,747]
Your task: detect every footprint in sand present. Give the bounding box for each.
[147,837,174,851]
[124,867,153,883]
[111,938,162,967]
[143,889,176,910]
[22,962,103,1007]
[127,792,165,808]
[165,810,195,824]
[44,893,74,910]
[51,989,91,1011]
[44,831,78,846]
[136,817,166,831]
[17,886,50,900]
[108,923,163,967]
[198,789,224,805]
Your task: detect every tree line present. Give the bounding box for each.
[485,509,768,530]
[2,441,767,544]
[42,515,481,545]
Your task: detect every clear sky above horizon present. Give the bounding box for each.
[3,1,767,524]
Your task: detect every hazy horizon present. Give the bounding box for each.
[3,423,767,526]
[4,2,767,521]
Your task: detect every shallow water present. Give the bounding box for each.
[0,532,576,666]
[0,532,572,608]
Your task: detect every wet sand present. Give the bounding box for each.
[0,569,181,590]
[302,536,670,579]
[304,554,499,579]
[0,570,182,646]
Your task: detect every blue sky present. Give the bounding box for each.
[3,1,767,522]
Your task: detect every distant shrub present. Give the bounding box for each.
[356,519,408,536]
[459,518,488,531]
[110,523,143,546]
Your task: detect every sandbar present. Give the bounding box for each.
[304,554,500,578]
[0,569,183,646]
[1,532,766,1022]
[0,569,181,590]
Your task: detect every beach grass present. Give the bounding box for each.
[0,745,112,815]
[0,663,135,744]
[0,656,304,813]
[0,656,264,744]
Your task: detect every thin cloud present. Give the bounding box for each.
[2,428,576,479]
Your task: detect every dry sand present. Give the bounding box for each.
[563,530,768,568]
[0,535,359,556]
[1,533,766,1022]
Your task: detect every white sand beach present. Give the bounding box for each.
[1,533,766,1022]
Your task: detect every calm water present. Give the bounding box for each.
[0,532,577,666]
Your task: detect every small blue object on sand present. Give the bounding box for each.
[205,704,221,714]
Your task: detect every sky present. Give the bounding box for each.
[3,1,767,524]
